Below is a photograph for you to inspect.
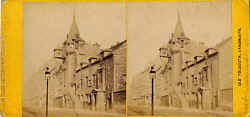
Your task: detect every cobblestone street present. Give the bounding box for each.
[23,107,125,117]
[128,105,232,117]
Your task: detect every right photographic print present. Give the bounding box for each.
[128,1,232,117]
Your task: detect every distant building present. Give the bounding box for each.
[129,13,232,112]
[42,15,126,112]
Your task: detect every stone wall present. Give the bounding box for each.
[112,41,127,105]
[216,37,232,110]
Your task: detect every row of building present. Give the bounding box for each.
[129,14,232,112]
[41,15,126,112]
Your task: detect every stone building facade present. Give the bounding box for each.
[129,14,232,112]
[72,40,127,111]
[41,15,126,112]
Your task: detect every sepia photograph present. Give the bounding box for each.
[128,1,232,117]
[22,2,126,117]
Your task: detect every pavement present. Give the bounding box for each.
[23,107,125,117]
[127,105,232,117]
[23,105,232,117]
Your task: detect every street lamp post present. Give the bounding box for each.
[149,66,156,116]
[45,67,51,117]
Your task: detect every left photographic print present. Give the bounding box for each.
[22,2,127,117]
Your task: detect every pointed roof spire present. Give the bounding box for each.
[68,12,80,39]
[174,11,185,38]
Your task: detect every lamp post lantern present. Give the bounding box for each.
[45,67,51,117]
[149,66,156,116]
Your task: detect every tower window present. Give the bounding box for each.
[76,34,80,38]
[180,39,184,48]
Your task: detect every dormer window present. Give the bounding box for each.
[88,57,97,64]
[184,60,192,67]
[194,56,203,63]
[205,48,217,57]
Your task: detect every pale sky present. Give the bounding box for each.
[128,1,232,81]
[23,2,126,82]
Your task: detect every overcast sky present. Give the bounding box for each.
[23,2,126,82]
[128,1,232,81]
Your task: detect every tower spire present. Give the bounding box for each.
[68,12,80,39]
[174,11,185,38]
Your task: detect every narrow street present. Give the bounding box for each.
[23,107,125,117]
[128,105,232,117]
